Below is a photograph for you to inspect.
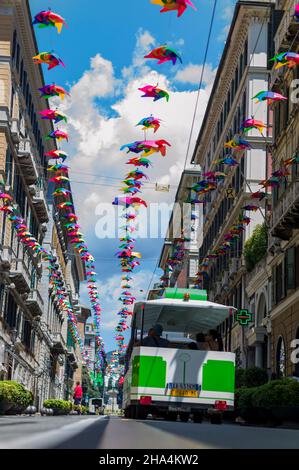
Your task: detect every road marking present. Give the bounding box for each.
[0,416,108,449]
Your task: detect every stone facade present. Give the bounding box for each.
[267,0,299,377]
[191,0,273,367]
[0,1,88,408]
[158,167,202,291]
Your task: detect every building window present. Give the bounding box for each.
[22,319,32,350]
[20,60,24,88]
[5,147,13,186]
[12,30,17,59]
[286,247,296,290]
[276,336,286,378]
[16,44,20,71]
[22,70,27,96]
[4,292,18,329]
[275,263,283,303]
[13,172,26,217]
[295,328,299,377]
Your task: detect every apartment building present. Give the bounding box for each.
[191,0,274,367]
[0,0,55,391]
[0,0,88,407]
[267,0,299,377]
[158,167,202,290]
[36,199,86,405]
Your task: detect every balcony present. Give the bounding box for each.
[67,345,79,369]
[25,289,44,317]
[271,180,299,240]
[32,188,49,223]
[68,289,79,307]
[246,326,267,347]
[218,270,229,290]
[9,258,31,293]
[274,0,299,53]
[50,332,66,354]
[0,246,13,271]
[17,138,39,185]
[229,258,240,280]
[214,281,222,298]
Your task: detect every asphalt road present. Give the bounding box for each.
[0,415,299,449]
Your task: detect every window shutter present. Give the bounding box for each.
[296,245,299,288]
[272,267,276,305]
[286,247,296,290]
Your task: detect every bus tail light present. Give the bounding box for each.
[140,396,152,405]
[214,400,228,411]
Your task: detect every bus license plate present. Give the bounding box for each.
[170,389,198,398]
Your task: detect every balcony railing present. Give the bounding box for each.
[50,332,66,354]
[246,326,267,347]
[25,289,44,317]
[17,138,39,185]
[67,345,79,368]
[10,258,31,293]
[229,258,240,279]
[274,0,298,52]
[222,270,229,287]
[271,180,299,240]
[32,188,49,223]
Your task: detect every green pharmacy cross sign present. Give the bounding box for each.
[235,309,254,326]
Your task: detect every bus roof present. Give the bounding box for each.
[132,298,236,334]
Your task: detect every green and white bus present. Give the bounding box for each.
[123,288,236,423]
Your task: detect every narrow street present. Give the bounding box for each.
[1,416,299,449]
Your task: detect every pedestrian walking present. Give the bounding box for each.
[73,381,83,415]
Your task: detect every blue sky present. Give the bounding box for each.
[30,0,236,351]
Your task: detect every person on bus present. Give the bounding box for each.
[140,324,170,347]
[196,332,209,350]
[205,330,224,351]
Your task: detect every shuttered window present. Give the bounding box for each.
[272,267,276,305]
[296,246,299,288]
[286,247,296,290]
[4,292,18,328]
[276,263,283,303]
[22,319,32,349]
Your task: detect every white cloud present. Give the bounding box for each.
[52,30,215,333]
[218,1,235,42]
[58,65,212,228]
[122,28,156,81]
[222,4,234,21]
[174,63,216,86]
[97,270,160,332]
